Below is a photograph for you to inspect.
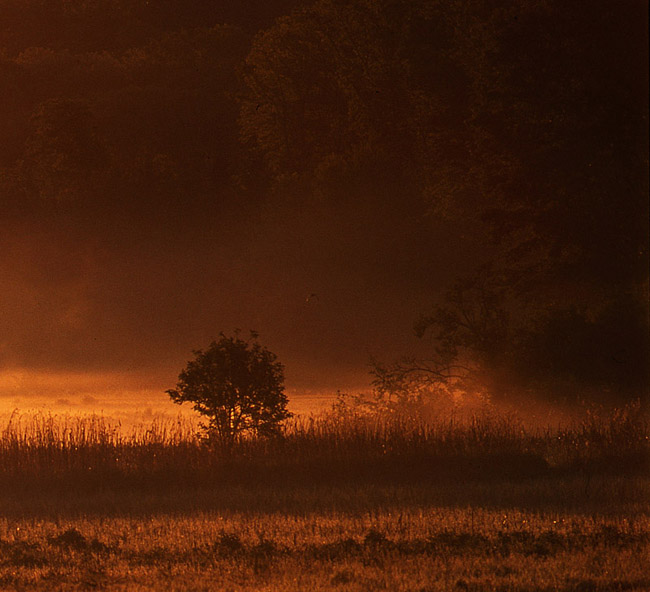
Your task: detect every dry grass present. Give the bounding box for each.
[0,405,648,590]
[0,495,648,591]
[1,403,647,490]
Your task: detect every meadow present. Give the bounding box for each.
[0,405,648,591]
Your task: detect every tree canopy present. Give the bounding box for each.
[2,0,647,407]
[167,333,292,443]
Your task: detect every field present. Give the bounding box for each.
[0,406,648,591]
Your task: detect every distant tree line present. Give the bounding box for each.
[1,0,647,406]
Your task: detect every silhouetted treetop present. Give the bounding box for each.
[167,333,292,443]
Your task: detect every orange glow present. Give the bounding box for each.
[0,368,337,426]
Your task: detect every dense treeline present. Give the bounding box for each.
[1,0,647,406]
[0,0,305,53]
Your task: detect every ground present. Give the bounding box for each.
[1,476,648,591]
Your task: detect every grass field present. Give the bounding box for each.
[0,406,648,591]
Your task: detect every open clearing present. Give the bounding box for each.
[0,411,648,591]
[1,478,648,591]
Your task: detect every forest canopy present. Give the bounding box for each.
[1,0,647,407]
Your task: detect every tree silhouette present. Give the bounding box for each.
[167,332,292,444]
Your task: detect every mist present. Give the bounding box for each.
[1,0,647,417]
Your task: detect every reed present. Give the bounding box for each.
[0,403,647,493]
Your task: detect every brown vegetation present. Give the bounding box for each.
[0,406,648,590]
[1,403,647,493]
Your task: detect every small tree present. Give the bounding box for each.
[167,332,292,444]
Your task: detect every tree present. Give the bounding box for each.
[369,267,512,412]
[167,332,292,444]
[239,0,460,204]
[22,98,106,204]
[383,265,650,408]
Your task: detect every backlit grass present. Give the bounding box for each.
[0,405,648,590]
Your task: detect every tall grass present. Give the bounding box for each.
[0,403,647,493]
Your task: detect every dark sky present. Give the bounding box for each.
[0,0,647,414]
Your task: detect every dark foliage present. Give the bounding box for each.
[167,333,292,443]
[0,0,646,408]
